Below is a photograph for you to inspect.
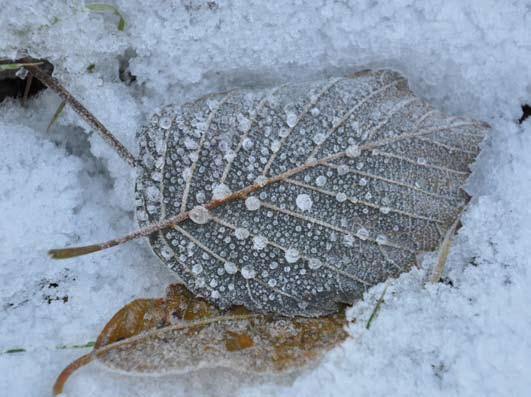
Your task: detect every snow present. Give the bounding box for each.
[1,1,530,396]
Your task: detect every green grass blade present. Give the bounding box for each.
[0,62,43,71]
[86,3,126,31]
[47,100,66,131]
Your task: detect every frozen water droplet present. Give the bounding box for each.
[285,248,300,263]
[380,206,391,214]
[365,192,372,200]
[356,227,370,240]
[376,234,388,245]
[278,127,289,138]
[346,144,361,158]
[337,165,350,175]
[160,116,172,129]
[190,206,210,224]
[241,265,256,279]
[224,261,238,274]
[245,196,261,211]
[212,183,231,200]
[268,278,277,287]
[237,114,251,132]
[145,186,160,201]
[336,192,347,202]
[296,193,313,211]
[286,112,297,128]
[253,235,268,250]
[271,140,281,153]
[195,277,205,287]
[254,175,267,186]
[195,191,206,204]
[161,248,173,260]
[308,258,323,270]
[310,107,320,116]
[242,138,254,151]
[234,227,250,240]
[417,157,427,165]
[269,261,279,269]
[210,279,218,288]
[358,177,368,186]
[312,133,327,145]
[315,175,327,186]
[192,263,203,275]
[184,137,198,150]
[211,290,220,299]
[343,234,354,247]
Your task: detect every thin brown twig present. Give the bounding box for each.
[22,61,137,167]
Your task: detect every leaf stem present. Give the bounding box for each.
[53,353,93,396]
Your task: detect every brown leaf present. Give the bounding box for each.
[53,284,348,395]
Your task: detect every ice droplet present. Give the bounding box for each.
[242,138,254,151]
[234,227,250,240]
[337,164,350,175]
[268,278,277,287]
[380,206,391,214]
[315,175,327,186]
[192,263,203,275]
[376,234,388,245]
[296,193,313,211]
[159,116,172,129]
[285,248,300,263]
[335,192,347,202]
[310,107,320,116]
[253,235,268,250]
[308,258,323,270]
[346,144,361,158]
[271,140,281,153]
[241,265,256,279]
[417,157,427,165]
[356,227,370,240]
[211,290,220,299]
[224,261,238,274]
[212,183,231,200]
[312,133,327,145]
[190,206,209,224]
[245,196,261,211]
[286,112,297,128]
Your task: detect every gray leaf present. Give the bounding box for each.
[135,69,488,316]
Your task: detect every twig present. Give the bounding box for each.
[21,61,137,167]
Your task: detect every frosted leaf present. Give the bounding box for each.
[285,248,300,263]
[57,285,348,389]
[224,261,238,274]
[241,265,257,279]
[253,235,268,250]
[245,196,261,211]
[136,69,489,316]
[189,206,209,224]
[296,194,313,211]
[234,227,250,240]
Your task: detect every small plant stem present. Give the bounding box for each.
[22,61,137,167]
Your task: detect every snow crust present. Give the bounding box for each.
[1,1,530,396]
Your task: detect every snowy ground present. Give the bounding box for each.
[1,1,530,396]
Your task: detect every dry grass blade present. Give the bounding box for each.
[53,284,348,395]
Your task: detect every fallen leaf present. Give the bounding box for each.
[53,284,348,395]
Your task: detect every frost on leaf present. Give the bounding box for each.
[53,284,347,395]
[135,69,489,316]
